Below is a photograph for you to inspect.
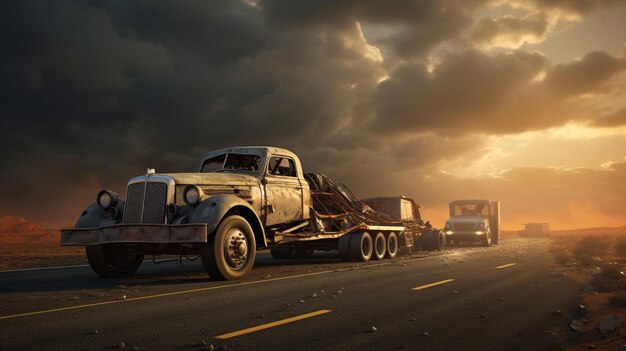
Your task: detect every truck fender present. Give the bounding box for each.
[187,194,266,248]
[75,201,125,228]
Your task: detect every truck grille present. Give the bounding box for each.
[124,182,168,224]
[454,223,476,231]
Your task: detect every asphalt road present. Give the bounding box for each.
[0,237,582,351]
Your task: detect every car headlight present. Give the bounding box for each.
[97,190,119,210]
[183,185,202,206]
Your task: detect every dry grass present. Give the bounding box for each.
[0,243,85,270]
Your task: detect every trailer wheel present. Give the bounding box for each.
[270,246,294,259]
[432,230,445,251]
[349,232,373,262]
[200,215,256,280]
[372,232,386,260]
[386,232,398,259]
[338,234,352,261]
[421,231,432,251]
[86,244,144,278]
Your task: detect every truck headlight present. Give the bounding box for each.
[183,185,202,206]
[97,190,118,210]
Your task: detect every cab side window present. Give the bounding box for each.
[268,157,296,177]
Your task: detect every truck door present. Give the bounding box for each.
[264,156,304,226]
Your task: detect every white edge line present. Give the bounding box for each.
[0,264,91,273]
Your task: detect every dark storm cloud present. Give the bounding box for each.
[371,49,626,135]
[545,51,626,96]
[260,0,479,59]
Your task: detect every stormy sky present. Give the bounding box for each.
[1,0,625,229]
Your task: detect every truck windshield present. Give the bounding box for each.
[453,203,489,216]
[201,153,260,173]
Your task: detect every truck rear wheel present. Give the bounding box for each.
[372,232,386,260]
[86,244,144,278]
[349,232,373,262]
[200,215,256,280]
[386,232,398,259]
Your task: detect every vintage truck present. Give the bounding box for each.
[362,196,444,251]
[443,199,500,246]
[519,223,550,237]
[61,146,443,280]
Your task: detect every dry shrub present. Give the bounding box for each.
[573,236,610,265]
[553,251,571,264]
[615,238,626,259]
[589,263,625,292]
[609,292,626,308]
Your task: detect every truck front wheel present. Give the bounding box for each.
[86,244,144,277]
[481,230,492,247]
[200,215,256,280]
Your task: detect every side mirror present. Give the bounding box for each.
[261,178,268,185]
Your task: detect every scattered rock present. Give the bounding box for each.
[119,295,127,300]
[597,314,623,336]
[570,319,585,333]
[370,326,378,333]
[453,290,458,294]
[422,331,429,336]
[299,300,305,303]
[500,297,506,301]
[263,274,271,279]
[552,310,563,317]
[91,329,99,335]
[588,345,595,349]
[409,316,417,322]
[205,344,215,351]
[116,340,126,349]
[257,314,265,319]
[479,314,487,320]
[312,293,319,298]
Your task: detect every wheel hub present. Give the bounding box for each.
[224,228,248,270]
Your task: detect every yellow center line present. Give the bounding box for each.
[495,263,517,269]
[215,309,332,339]
[412,278,455,291]
[0,255,439,321]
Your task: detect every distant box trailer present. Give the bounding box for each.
[519,223,550,237]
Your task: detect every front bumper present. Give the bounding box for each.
[444,231,486,241]
[61,223,208,246]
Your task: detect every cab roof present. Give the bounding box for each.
[449,199,490,205]
[200,146,299,162]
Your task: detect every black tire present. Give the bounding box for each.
[372,232,386,260]
[86,244,144,278]
[386,232,398,259]
[200,215,256,280]
[421,231,432,251]
[338,234,352,261]
[432,230,445,251]
[270,246,294,259]
[349,232,373,262]
[481,229,492,247]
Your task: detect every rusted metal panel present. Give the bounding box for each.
[61,223,207,246]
